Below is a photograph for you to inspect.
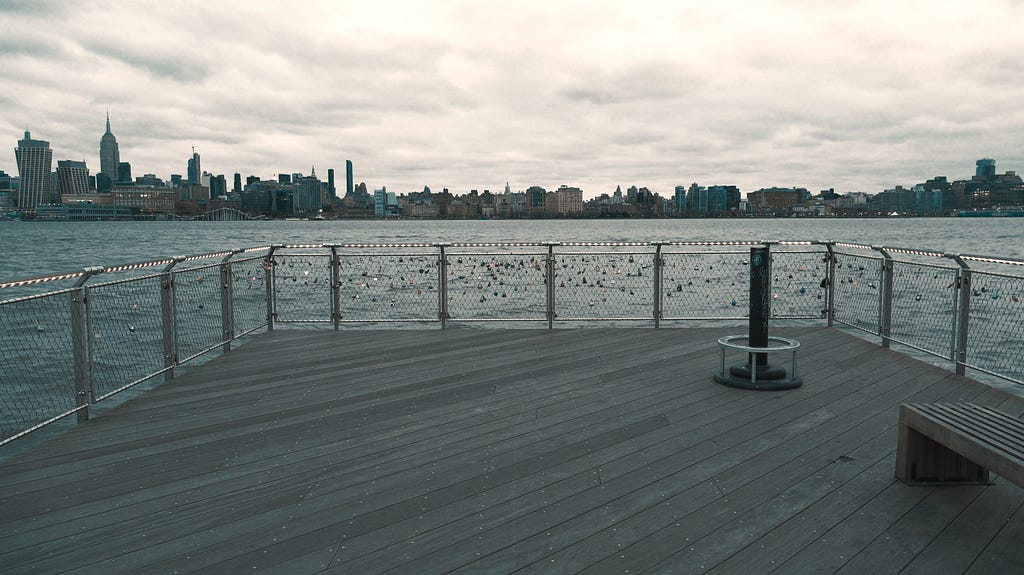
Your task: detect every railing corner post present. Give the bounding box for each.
[874,246,895,349]
[264,247,278,332]
[546,243,557,329]
[653,243,664,328]
[330,246,341,331]
[953,258,972,376]
[160,258,180,381]
[438,244,449,329]
[70,284,90,423]
[825,243,836,327]
[219,250,239,352]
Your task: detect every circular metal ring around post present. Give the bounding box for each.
[715,335,803,390]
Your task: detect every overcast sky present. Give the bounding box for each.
[3,0,1023,198]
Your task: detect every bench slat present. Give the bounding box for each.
[897,402,1024,487]
[913,403,1024,463]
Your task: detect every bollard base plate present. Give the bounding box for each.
[715,363,803,391]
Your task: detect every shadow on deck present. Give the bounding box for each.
[2,327,1024,574]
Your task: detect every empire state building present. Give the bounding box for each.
[99,113,120,190]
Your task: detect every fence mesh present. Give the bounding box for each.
[888,260,960,359]
[338,252,440,322]
[228,254,273,335]
[446,251,547,322]
[769,250,830,319]
[272,253,332,324]
[0,291,78,440]
[87,276,168,399]
[964,270,1024,381]
[553,251,652,321]
[3,241,1023,446]
[662,250,749,321]
[831,252,883,334]
[174,263,228,361]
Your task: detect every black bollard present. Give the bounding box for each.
[714,244,802,390]
[748,245,770,369]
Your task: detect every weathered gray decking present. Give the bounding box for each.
[2,327,1024,574]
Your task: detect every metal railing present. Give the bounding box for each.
[826,242,1024,383]
[2,240,1022,446]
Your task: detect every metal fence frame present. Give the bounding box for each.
[2,240,1023,446]
[828,242,1024,380]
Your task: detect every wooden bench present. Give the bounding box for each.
[896,402,1024,486]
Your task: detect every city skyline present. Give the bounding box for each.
[3,1,1024,199]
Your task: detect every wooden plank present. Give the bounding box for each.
[0,327,716,568]
[545,372,981,574]
[0,329,664,486]
[900,479,1024,574]
[390,350,971,573]
[1,327,1022,575]
[965,496,1024,575]
[385,337,966,568]
[2,335,704,540]
[834,487,987,575]
[767,478,932,573]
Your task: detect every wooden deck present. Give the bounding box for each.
[2,327,1024,574]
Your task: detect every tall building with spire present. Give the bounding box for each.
[15,131,53,210]
[99,113,120,191]
[187,149,201,185]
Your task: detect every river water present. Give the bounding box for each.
[1,217,1021,281]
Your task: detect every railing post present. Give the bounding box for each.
[264,245,280,331]
[949,254,972,376]
[874,246,894,349]
[546,243,557,329]
[438,244,449,329]
[70,267,102,423]
[219,250,240,352]
[653,243,664,328]
[824,243,836,327]
[330,246,341,331]
[161,258,182,381]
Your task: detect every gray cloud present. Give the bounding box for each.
[2,0,1024,198]
[0,0,67,17]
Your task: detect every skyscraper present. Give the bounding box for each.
[117,161,132,184]
[346,159,353,197]
[57,160,90,196]
[99,113,120,190]
[976,158,996,179]
[15,131,53,210]
[187,150,201,185]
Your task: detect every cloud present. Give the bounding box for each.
[0,0,67,17]
[2,0,1024,198]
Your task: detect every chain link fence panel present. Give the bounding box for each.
[338,251,440,323]
[446,250,547,323]
[87,275,168,400]
[0,291,78,440]
[964,270,1024,382]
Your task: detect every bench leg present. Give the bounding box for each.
[896,422,991,485]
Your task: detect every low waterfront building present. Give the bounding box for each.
[111,185,177,214]
[746,187,809,214]
[35,201,137,221]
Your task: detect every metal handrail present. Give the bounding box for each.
[2,240,1022,447]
